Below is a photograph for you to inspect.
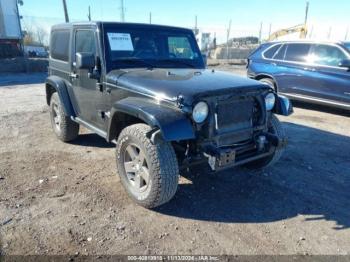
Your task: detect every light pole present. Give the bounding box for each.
[62,0,69,22]
[226,19,231,60]
[304,1,309,25]
[120,0,125,22]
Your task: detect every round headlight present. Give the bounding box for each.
[192,102,209,123]
[265,93,276,111]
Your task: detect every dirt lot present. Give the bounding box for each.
[0,69,349,256]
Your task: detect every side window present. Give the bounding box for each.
[274,44,287,60]
[263,44,281,59]
[310,44,347,67]
[285,43,311,62]
[75,30,96,54]
[50,30,70,61]
[168,36,195,59]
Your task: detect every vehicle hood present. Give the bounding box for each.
[106,68,269,105]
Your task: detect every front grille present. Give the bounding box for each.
[213,96,261,146]
[216,98,254,131]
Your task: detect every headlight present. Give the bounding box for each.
[265,93,276,111]
[192,101,209,123]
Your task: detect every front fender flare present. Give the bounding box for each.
[107,97,195,142]
[46,76,76,117]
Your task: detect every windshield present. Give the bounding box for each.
[102,24,204,71]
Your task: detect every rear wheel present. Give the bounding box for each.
[116,124,179,208]
[49,93,79,142]
[245,115,286,170]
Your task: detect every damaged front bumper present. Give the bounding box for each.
[203,132,287,171]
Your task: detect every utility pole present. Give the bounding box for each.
[309,25,314,39]
[345,26,349,41]
[328,26,332,39]
[226,19,232,60]
[193,15,199,37]
[62,0,69,22]
[120,0,125,22]
[304,1,309,25]
[258,22,263,44]
[195,15,197,31]
[87,6,91,21]
[149,12,152,24]
[268,23,272,39]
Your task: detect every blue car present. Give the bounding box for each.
[247,41,350,110]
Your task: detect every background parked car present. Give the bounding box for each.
[247,41,350,110]
[24,45,49,58]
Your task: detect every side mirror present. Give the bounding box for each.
[202,53,207,67]
[338,59,350,69]
[76,52,95,70]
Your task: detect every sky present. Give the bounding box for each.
[19,0,350,43]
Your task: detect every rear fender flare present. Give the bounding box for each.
[45,76,76,117]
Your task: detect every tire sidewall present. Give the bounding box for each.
[49,94,63,137]
[116,132,155,203]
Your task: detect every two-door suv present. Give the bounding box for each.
[46,22,293,208]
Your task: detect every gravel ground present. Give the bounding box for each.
[0,70,349,256]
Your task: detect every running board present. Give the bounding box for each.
[71,117,107,139]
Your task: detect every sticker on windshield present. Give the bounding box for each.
[107,33,134,51]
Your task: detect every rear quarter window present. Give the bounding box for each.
[50,30,70,61]
[274,44,287,60]
[263,44,281,59]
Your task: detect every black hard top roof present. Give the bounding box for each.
[51,21,192,32]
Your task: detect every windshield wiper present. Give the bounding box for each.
[158,59,196,69]
[116,58,156,69]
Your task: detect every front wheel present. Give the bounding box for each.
[116,124,179,208]
[245,115,286,170]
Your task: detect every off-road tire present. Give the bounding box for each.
[116,124,179,209]
[245,115,286,170]
[259,78,276,90]
[49,92,79,142]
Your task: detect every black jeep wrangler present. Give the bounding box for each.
[46,22,293,208]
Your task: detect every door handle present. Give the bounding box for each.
[69,73,78,79]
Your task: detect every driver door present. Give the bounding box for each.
[71,27,105,128]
